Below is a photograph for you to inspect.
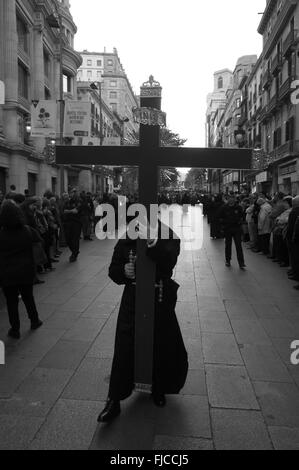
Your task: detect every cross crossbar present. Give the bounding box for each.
[56,145,253,170]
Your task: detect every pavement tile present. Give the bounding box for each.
[10,328,64,359]
[259,318,299,339]
[230,318,272,345]
[181,368,207,396]
[206,365,259,410]
[0,415,44,450]
[184,338,204,369]
[224,300,257,319]
[211,409,272,450]
[240,344,293,383]
[197,296,225,312]
[153,435,213,450]
[154,395,211,439]
[202,333,243,365]
[251,303,282,319]
[0,368,73,417]
[62,357,112,401]
[29,399,101,450]
[253,381,299,427]
[200,313,232,334]
[82,302,117,318]
[42,310,82,330]
[0,356,41,398]
[268,426,299,450]
[62,317,107,342]
[38,340,92,370]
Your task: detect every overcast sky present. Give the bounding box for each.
[71,0,264,159]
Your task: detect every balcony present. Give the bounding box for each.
[283,29,298,57]
[262,70,272,89]
[278,77,293,102]
[269,140,299,164]
[268,94,278,113]
[260,104,270,123]
[271,53,283,76]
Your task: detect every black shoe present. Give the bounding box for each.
[97,399,121,423]
[34,279,45,285]
[8,328,20,339]
[50,259,59,263]
[239,264,246,270]
[152,392,166,407]
[293,285,299,291]
[225,261,231,267]
[31,320,43,331]
[69,255,78,263]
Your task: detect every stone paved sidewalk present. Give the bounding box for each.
[0,205,299,450]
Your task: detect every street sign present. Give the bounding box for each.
[63,101,91,138]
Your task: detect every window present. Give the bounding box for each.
[18,62,29,99]
[97,60,102,67]
[110,80,117,87]
[110,103,117,112]
[87,70,92,80]
[108,59,113,66]
[274,127,282,148]
[218,76,223,89]
[44,50,50,78]
[97,71,102,78]
[17,16,29,53]
[285,117,295,142]
[63,74,72,93]
[110,91,117,99]
[45,87,51,100]
[87,60,92,66]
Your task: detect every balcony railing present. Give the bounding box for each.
[269,140,299,163]
[262,70,272,89]
[271,53,283,76]
[283,29,298,57]
[268,94,278,113]
[278,77,293,102]
[260,104,270,123]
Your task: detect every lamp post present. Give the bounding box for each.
[47,4,65,194]
[90,81,103,146]
[234,127,247,192]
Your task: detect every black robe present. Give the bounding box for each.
[108,229,188,401]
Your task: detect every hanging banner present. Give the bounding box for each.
[133,107,166,127]
[0,81,5,105]
[31,100,57,138]
[64,101,91,138]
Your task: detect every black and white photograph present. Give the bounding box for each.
[0,0,299,456]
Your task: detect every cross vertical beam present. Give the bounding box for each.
[134,89,161,391]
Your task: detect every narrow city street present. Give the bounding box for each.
[0,205,299,450]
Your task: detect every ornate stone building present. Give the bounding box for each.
[78,49,139,143]
[0,0,82,196]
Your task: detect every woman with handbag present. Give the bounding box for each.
[0,200,43,339]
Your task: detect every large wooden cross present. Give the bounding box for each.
[56,76,252,392]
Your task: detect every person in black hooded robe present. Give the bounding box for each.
[97,221,188,423]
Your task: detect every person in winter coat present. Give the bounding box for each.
[97,221,188,423]
[0,200,43,339]
[218,194,246,269]
[286,196,299,285]
[257,197,273,255]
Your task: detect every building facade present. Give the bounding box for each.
[77,49,139,143]
[0,0,82,196]
[206,69,233,193]
[258,0,299,196]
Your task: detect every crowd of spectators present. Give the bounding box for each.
[203,191,299,290]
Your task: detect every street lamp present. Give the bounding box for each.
[46,6,64,194]
[90,82,104,146]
